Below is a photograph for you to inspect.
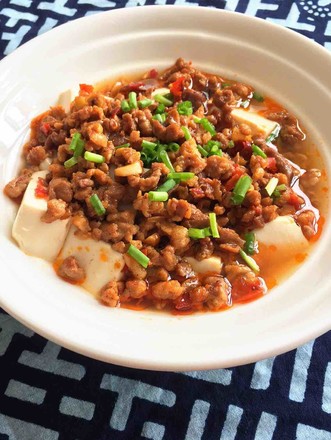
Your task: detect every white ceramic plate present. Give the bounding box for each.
[1,6,331,371]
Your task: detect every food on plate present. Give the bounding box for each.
[4,58,327,313]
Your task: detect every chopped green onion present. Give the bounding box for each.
[115,143,130,149]
[272,184,287,198]
[197,145,208,157]
[205,140,222,157]
[121,99,131,113]
[155,103,166,114]
[228,140,235,148]
[128,91,138,109]
[90,194,106,216]
[239,249,260,273]
[141,140,157,149]
[153,113,167,123]
[244,232,256,255]
[64,157,78,168]
[198,118,216,136]
[266,124,281,144]
[231,175,252,205]
[252,144,267,159]
[240,100,250,108]
[138,98,153,109]
[84,151,105,163]
[159,149,175,172]
[181,126,191,140]
[168,172,195,181]
[209,213,220,238]
[193,116,201,123]
[154,94,173,106]
[252,91,264,102]
[127,244,150,268]
[167,142,180,152]
[265,177,279,196]
[148,191,169,202]
[188,227,212,239]
[69,133,85,158]
[177,101,193,116]
[221,82,231,89]
[156,178,177,192]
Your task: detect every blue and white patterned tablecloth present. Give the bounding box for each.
[1,2,331,439]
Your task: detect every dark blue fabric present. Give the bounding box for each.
[1,2,331,439]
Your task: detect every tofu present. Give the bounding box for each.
[12,171,70,261]
[186,256,222,274]
[231,108,279,139]
[254,215,308,251]
[56,226,125,295]
[57,88,76,112]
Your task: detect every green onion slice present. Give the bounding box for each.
[141,140,157,149]
[127,244,150,268]
[252,91,264,102]
[221,82,231,89]
[159,149,175,172]
[84,151,105,163]
[209,213,220,238]
[197,145,208,157]
[90,194,106,216]
[240,100,250,108]
[265,177,279,196]
[168,172,195,181]
[181,126,191,140]
[252,144,267,159]
[244,232,256,255]
[177,101,193,116]
[148,191,169,202]
[156,178,177,192]
[128,91,138,109]
[115,143,130,149]
[228,140,235,148]
[121,99,131,113]
[239,249,260,273]
[69,132,85,158]
[266,124,281,144]
[153,113,167,123]
[199,118,216,136]
[231,175,252,205]
[154,94,173,107]
[64,157,78,168]
[167,142,180,152]
[188,227,212,239]
[155,103,166,114]
[138,98,153,109]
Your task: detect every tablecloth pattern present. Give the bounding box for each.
[1,1,331,439]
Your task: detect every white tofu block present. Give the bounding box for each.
[231,108,279,139]
[39,157,52,171]
[254,215,308,251]
[57,226,125,295]
[12,171,70,262]
[186,256,222,274]
[57,88,76,112]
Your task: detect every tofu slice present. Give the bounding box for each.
[12,171,70,261]
[186,256,222,274]
[231,108,279,139]
[56,226,125,295]
[254,215,308,253]
[57,88,76,112]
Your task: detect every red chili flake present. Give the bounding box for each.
[34,177,48,199]
[288,192,301,211]
[266,157,277,173]
[169,76,186,98]
[231,277,266,303]
[232,140,252,160]
[109,106,120,118]
[120,82,145,94]
[224,165,244,191]
[79,83,94,94]
[40,122,51,136]
[148,69,158,79]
